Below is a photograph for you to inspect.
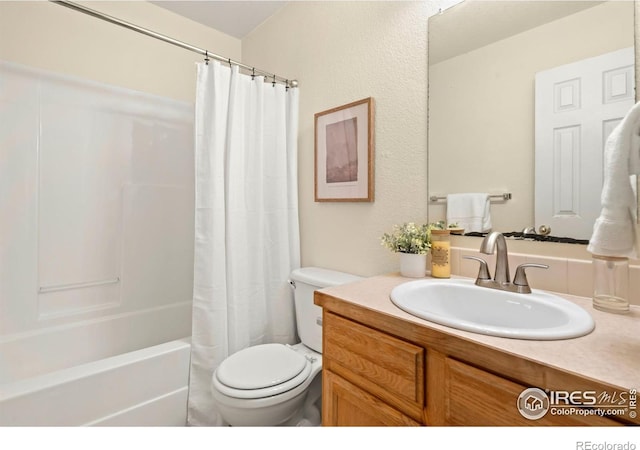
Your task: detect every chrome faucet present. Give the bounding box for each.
[464,231,548,294]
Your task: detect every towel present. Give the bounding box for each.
[587,101,640,258]
[446,193,492,233]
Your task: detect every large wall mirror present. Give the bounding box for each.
[428,0,635,242]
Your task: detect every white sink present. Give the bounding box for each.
[389,278,594,340]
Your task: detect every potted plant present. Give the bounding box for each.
[380,222,432,277]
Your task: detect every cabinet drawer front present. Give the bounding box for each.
[444,358,621,426]
[323,312,424,406]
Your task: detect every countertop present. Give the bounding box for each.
[318,273,640,391]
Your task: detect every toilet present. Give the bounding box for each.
[210,267,362,426]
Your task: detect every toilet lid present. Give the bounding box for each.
[216,343,308,391]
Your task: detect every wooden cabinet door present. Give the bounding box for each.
[323,370,421,426]
[427,352,621,426]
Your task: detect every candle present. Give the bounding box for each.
[430,229,451,278]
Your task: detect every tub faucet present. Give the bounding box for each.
[463,231,549,294]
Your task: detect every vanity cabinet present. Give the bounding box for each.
[427,352,618,426]
[318,299,630,427]
[322,312,424,424]
[323,371,420,426]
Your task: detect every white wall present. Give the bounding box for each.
[243,1,438,277]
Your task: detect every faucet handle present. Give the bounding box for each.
[463,256,491,281]
[513,263,549,293]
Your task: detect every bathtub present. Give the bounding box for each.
[0,304,192,426]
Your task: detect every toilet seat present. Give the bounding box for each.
[212,343,312,400]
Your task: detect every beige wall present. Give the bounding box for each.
[243,0,638,273]
[1,1,639,277]
[0,1,436,281]
[243,1,437,277]
[0,1,241,102]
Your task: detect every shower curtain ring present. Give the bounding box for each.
[272,74,276,87]
[228,58,232,68]
[251,68,255,80]
[204,50,210,65]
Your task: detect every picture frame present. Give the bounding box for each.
[314,97,374,202]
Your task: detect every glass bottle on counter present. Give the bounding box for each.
[430,229,451,278]
[592,255,629,314]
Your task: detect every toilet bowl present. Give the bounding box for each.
[211,343,322,426]
[210,267,362,426]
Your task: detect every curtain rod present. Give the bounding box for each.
[50,1,298,88]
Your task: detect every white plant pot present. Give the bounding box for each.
[399,252,427,278]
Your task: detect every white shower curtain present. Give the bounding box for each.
[187,61,300,426]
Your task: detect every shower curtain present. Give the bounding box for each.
[187,61,300,426]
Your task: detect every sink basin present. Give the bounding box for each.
[389,278,594,340]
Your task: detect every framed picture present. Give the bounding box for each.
[314,97,374,202]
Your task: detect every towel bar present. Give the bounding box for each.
[429,193,512,202]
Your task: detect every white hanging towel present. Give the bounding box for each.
[446,193,492,233]
[587,101,640,259]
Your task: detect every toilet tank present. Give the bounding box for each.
[289,267,362,353]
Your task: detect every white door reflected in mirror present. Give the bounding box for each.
[535,47,635,240]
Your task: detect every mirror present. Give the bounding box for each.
[428,0,635,241]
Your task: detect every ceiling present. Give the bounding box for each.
[429,0,604,65]
[151,1,287,39]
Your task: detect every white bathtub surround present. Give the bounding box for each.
[0,61,194,425]
[0,302,191,385]
[189,62,300,426]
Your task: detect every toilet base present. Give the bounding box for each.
[215,373,321,427]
